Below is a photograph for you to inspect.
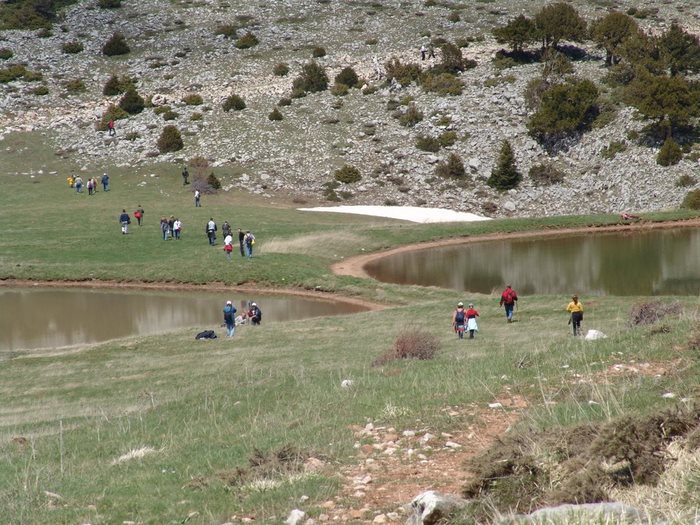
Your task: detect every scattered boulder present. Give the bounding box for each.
[406,491,468,525]
[584,329,607,340]
[285,509,307,525]
[507,502,650,524]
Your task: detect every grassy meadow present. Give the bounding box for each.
[1,132,700,524]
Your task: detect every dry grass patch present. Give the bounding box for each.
[372,328,439,366]
[261,231,363,256]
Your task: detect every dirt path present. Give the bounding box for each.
[332,218,700,279]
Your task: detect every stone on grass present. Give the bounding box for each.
[508,502,649,523]
[584,329,607,340]
[286,509,307,525]
[406,491,468,525]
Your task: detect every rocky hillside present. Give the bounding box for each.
[1,0,699,217]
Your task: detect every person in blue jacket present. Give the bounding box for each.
[223,300,237,337]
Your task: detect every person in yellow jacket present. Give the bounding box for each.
[566,295,584,336]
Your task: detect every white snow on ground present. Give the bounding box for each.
[298,206,492,223]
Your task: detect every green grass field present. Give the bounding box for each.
[1,132,699,524]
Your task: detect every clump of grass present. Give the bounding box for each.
[61,41,84,54]
[273,62,289,76]
[182,93,203,105]
[268,108,283,121]
[312,46,326,58]
[629,301,682,326]
[235,32,258,49]
[222,94,246,111]
[372,329,439,366]
[334,165,361,183]
[601,140,627,160]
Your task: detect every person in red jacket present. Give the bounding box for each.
[465,303,479,339]
[499,284,518,323]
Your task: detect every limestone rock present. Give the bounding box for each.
[406,491,468,525]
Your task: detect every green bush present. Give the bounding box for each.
[438,130,458,147]
[420,71,463,95]
[529,162,565,185]
[268,108,283,121]
[335,66,360,88]
[488,140,521,190]
[601,141,627,159]
[681,189,700,210]
[331,82,349,96]
[384,58,421,86]
[63,78,85,93]
[291,61,328,94]
[215,24,237,39]
[97,104,128,131]
[207,172,221,190]
[312,46,326,58]
[0,64,27,83]
[273,62,289,76]
[118,89,145,115]
[153,105,171,115]
[124,131,140,141]
[102,33,130,56]
[0,48,13,60]
[435,153,465,179]
[657,137,682,166]
[395,103,423,127]
[30,85,49,96]
[182,93,203,105]
[61,41,84,54]
[334,165,361,183]
[416,135,441,152]
[22,69,42,82]
[98,0,122,8]
[675,174,696,188]
[162,110,178,121]
[102,74,135,96]
[190,112,203,121]
[447,11,460,23]
[157,125,184,153]
[235,32,258,49]
[222,94,246,111]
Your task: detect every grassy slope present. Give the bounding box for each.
[1,133,699,524]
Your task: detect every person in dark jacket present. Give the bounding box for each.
[223,300,237,337]
[238,228,245,257]
[119,209,131,234]
[247,302,262,325]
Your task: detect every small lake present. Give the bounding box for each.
[0,287,367,352]
[364,228,700,296]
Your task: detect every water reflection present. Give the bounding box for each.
[365,228,700,296]
[0,288,366,351]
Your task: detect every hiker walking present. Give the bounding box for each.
[223,300,237,337]
[566,295,584,336]
[499,284,518,323]
[182,166,190,185]
[466,303,479,339]
[101,173,110,191]
[244,231,255,257]
[452,301,466,339]
[134,205,144,226]
[194,189,201,207]
[74,175,83,193]
[222,221,232,239]
[160,217,169,240]
[119,209,131,234]
[173,218,182,239]
[420,44,427,60]
[107,118,116,136]
[427,44,436,59]
[223,234,233,260]
[238,228,245,257]
[86,177,94,196]
[206,218,217,245]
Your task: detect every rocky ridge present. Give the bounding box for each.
[1,0,699,217]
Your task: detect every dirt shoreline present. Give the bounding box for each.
[332,217,700,279]
[3,218,699,307]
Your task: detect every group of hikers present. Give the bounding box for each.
[223,300,262,337]
[452,285,585,338]
[206,219,256,259]
[67,173,109,194]
[160,215,182,240]
[117,205,145,234]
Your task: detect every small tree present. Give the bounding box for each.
[206,172,221,189]
[659,22,700,76]
[102,32,130,56]
[103,74,134,96]
[118,88,145,114]
[435,153,465,179]
[439,41,465,73]
[157,125,184,153]
[657,137,683,166]
[534,2,587,49]
[493,14,537,53]
[488,140,521,190]
[590,12,638,66]
[681,189,700,210]
[273,62,290,76]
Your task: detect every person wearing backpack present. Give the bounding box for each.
[247,302,262,325]
[452,302,466,339]
[223,300,237,337]
[499,284,518,323]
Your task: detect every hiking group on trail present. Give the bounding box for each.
[453,285,586,338]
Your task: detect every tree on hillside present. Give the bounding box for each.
[591,11,638,66]
[534,2,587,49]
[659,22,700,76]
[624,68,696,138]
[493,14,538,53]
[488,140,521,190]
[291,61,328,95]
[541,48,573,82]
[527,79,599,144]
[439,41,465,73]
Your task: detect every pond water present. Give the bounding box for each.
[0,287,367,352]
[364,228,700,296]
